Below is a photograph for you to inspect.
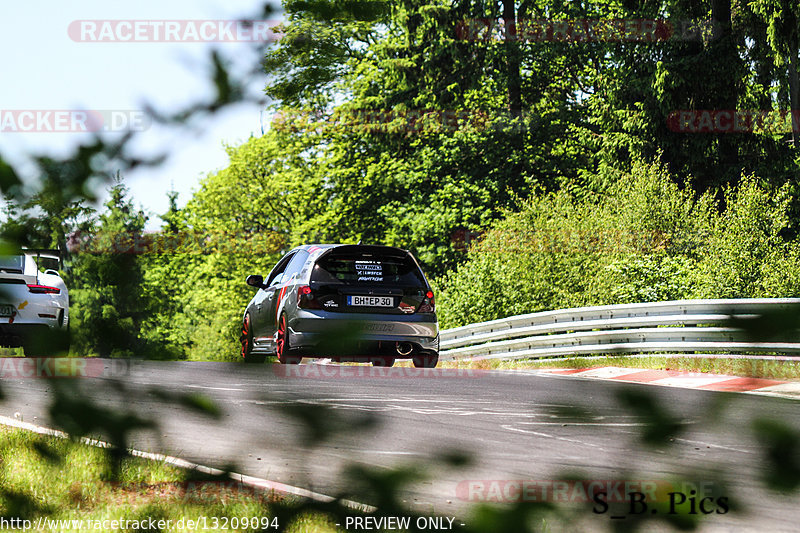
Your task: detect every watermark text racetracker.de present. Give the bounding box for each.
[0,358,134,379]
[0,110,150,133]
[67,229,284,255]
[458,479,729,518]
[274,365,487,379]
[668,109,800,134]
[30,515,279,532]
[104,481,276,505]
[456,18,719,42]
[68,20,282,42]
[455,226,676,254]
[271,108,538,135]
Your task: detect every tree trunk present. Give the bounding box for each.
[502,0,522,116]
[788,31,800,148]
[711,0,739,187]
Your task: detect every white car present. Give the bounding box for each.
[0,250,69,356]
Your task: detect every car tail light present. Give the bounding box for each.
[297,285,321,309]
[418,289,435,313]
[27,284,60,294]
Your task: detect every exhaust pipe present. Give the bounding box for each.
[395,342,414,356]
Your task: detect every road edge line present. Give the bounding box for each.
[0,414,375,513]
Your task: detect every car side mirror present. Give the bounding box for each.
[246,274,265,289]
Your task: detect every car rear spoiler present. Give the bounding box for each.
[21,249,63,275]
[22,249,62,261]
[317,244,412,260]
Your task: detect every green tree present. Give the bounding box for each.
[436,161,800,328]
[751,0,800,147]
[0,183,93,254]
[262,0,605,274]
[69,177,153,357]
[139,132,318,360]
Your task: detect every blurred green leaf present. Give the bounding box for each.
[616,389,685,447]
[753,419,800,492]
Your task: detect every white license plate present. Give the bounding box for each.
[347,295,393,307]
[0,304,14,317]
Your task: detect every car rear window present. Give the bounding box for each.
[312,253,426,286]
[0,256,24,273]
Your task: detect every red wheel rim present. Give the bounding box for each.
[240,316,250,358]
[277,316,286,360]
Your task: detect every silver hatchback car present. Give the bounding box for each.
[240,244,439,367]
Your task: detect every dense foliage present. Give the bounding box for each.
[437,161,800,328]
[3,5,800,532]
[4,0,800,358]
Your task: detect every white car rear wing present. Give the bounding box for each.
[22,249,61,261]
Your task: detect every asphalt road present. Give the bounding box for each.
[2,359,800,531]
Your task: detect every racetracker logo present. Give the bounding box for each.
[456,479,718,503]
[68,20,283,42]
[66,229,283,255]
[467,227,672,254]
[271,108,536,135]
[0,110,150,133]
[0,358,133,378]
[273,365,487,379]
[667,109,800,134]
[106,481,274,504]
[456,18,719,42]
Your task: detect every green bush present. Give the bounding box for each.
[692,178,800,298]
[436,162,800,329]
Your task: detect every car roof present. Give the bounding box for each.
[293,244,410,255]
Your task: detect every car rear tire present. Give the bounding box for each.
[371,357,395,367]
[241,313,265,364]
[276,314,301,364]
[412,354,438,368]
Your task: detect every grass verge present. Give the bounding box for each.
[0,425,342,532]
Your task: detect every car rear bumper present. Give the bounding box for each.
[287,309,439,356]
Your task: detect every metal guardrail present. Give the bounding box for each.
[439,299,800,361]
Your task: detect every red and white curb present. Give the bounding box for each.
[538,367,800,399]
